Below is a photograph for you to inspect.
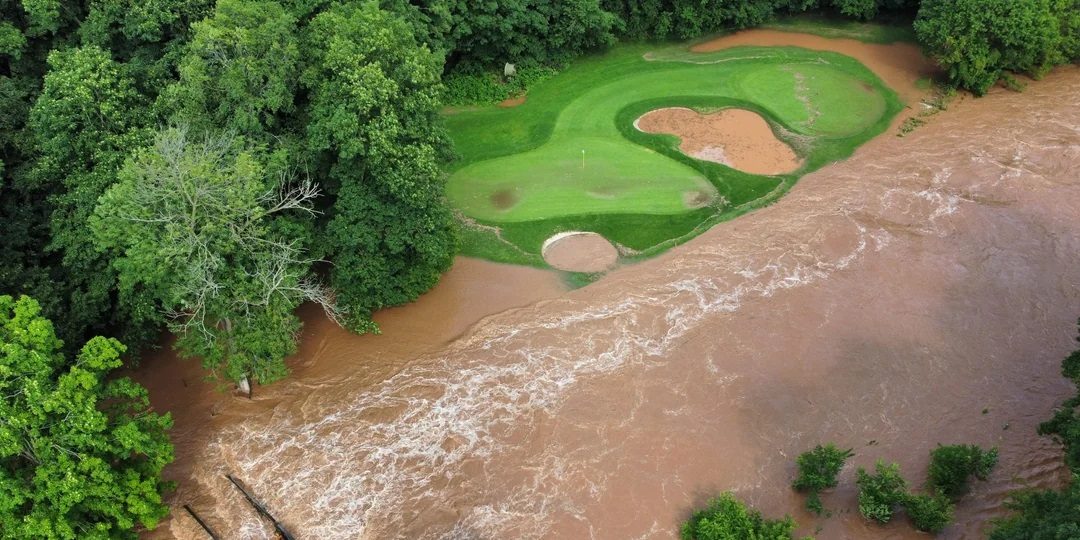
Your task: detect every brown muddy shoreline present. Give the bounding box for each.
[139,31,1080,540]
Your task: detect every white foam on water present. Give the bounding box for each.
[191,207,916,539]
[184,105,1041,537]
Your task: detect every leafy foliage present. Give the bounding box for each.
[915,0,1080,95]
[4,0,460,384]
[901,492,954,533]
[1040,350,1080,472]
[927,444,998,499]
[793,443,853,514]
[92,128,331,383]
[159,0,299,139]
[856,458,965,531]
[680,492,802,540]
[442,66,558,106]
[855,461,908,523]
[386,0,618,71]
[989,480,1080,539]
[0,295,173,538]
[27,45,156,350]
[599,0,916,41]
[302,1,457,330]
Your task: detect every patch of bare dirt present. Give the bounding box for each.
[498,94,527,108]
[490,189,519,210]
[542,232,619,273]
[683,189,714,208]
[637,107,802,175]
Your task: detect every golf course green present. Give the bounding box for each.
[444,41,903,268]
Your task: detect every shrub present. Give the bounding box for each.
[989,480,1080,539]
[1039,339,1080,472]
[793,444,854,514]
[927,444,998,498]
[856,461,908,523]
[914,0,1080,95]
[442,66,559,106]
[903,493,955,533]
[680,492,801,540]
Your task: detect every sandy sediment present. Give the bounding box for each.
[541,232,619,273]
[636,107,802,175]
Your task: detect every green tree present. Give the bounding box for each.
[159,0,300,139]
[1039,346,1080,471]
[915,0,1079,95]
[902,492,954,533]
[989,481,1080,539]
[792,443,853,515]
[680,492,802,540]
[927,444,998,499]
[92,127,338,385]
[386,0,617,71]
[0,295,173,539]
[301,1,456,331]
[600,0,784,41]
[27,45,155,348]
[855,460,908,523]
[77,0,213,89]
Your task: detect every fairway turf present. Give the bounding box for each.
[444,41,903,266]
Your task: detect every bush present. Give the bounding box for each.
[989,480,1080,539]
[1039,341,1080,471]
[903,493,955,533]
[442,66,559,106]
[680,492,801,540]
[793,444,854,514]
[914,0,1080,95]
[927,444,998,498]
[856,461,908,523]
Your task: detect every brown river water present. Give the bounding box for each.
[138,31,1080,540]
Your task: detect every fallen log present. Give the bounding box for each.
[182,504,220,540]
[226,474,296,540]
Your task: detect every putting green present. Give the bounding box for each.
[444,43,903,266]
[447,138,717,222]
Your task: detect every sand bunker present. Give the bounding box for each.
[636,107,802,175]
[542,232,619,273]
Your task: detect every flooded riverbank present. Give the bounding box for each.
[139,39,1080,540]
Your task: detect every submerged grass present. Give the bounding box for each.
[443,37,904,266]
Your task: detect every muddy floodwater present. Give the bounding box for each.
[139,35,1080,540]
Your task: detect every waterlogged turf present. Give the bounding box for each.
[444,42,902,265]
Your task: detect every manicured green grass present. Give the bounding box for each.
[447,137,716,222]
[444,40,903,266]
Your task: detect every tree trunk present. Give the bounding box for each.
[237,376,252,398]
